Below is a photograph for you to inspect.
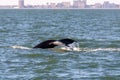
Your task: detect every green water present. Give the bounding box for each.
[0,9,120,80]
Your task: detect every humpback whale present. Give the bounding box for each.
[33,38,76,49]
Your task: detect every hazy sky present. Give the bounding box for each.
[0,0,120,5]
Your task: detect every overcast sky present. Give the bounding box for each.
[0,0,120,5]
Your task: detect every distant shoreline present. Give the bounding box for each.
[0,8,120,10]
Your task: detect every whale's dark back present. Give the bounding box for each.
[33,40,57,49]
[33,38,75,49]
[59,38,75,46]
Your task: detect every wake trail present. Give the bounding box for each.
[60,47,120,52]
[10,45,120,52]
[11,45,32,50]
[82,48,120,52]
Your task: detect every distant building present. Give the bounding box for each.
[56,2,71,8]
[0,5,17,9]
[19,0,24,8]
[94,3,102,8]
[49,3,56,8]
[56,3,63,8]
[103,1,119,8]
[103,1,110,8]
[73,0,87,8]
[61,2,71,8]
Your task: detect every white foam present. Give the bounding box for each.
[60,47,120,52]
[88,48,120,52]
[60,47,82,51]
[11,45,120,52]
[11,45,31,50]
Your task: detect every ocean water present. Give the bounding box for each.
[0,9,120,80]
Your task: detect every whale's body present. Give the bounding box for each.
[33,38,76,49]
[33,40,57,49]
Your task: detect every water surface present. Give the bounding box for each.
[0,9,120,80]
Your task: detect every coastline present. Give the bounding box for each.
[0,8,120,10]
